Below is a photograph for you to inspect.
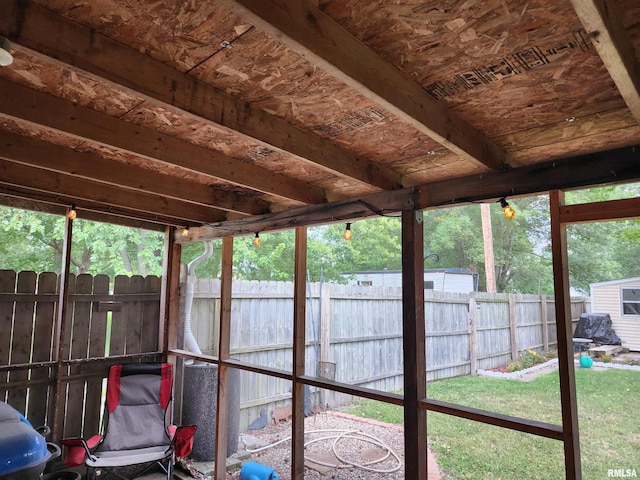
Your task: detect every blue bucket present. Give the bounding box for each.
[240,461,279,480]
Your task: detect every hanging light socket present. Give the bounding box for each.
[0,37,13,67]
[343,222,352,241]
[253,232,261,247]
[181,226,189,237]
[499,198,516,220]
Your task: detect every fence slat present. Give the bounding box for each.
[110,276,128,356]
[141,276,161,353]
[125,276,144,354]
[64,274,93,438]
[28,272,58,427]
[7,271,37,413]
[84,275,110,436]
[0,270,16,402]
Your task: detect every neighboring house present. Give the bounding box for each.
[344,268,478,293]
[590,277,640,351]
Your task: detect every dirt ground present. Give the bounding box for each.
[224,411,406,480]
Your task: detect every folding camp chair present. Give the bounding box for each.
[62,363,196,480]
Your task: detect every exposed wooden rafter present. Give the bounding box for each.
[0,129,261,216]
[218,0,509,171]
[0,0,402,193]
[570,0,640,125]
[0,157,228,225]
[0,79,315,207]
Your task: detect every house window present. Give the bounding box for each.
[358,280,373,286]
[621,287,640,315]
[424,280,434,290]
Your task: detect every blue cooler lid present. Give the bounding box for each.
[0,402,49,476]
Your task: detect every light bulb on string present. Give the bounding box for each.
[499,198,516,220]
[67,204,77,220]
[343,223,352,241]
[253,232,261,247]
[182,226,189,237]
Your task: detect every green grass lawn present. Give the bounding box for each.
[347,368,640,480]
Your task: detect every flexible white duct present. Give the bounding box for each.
[184,241,213,355]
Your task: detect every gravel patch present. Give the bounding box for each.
[226,411,405,480]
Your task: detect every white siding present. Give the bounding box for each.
[347,270,475,293]
[590,278,640,351]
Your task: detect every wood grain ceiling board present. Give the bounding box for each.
[191,27,443,171]
[25,2,408,193]
[0,0,638,231]
[319,0,630,146]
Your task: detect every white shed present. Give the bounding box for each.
[590,277,640,351]
[344,268,478,294]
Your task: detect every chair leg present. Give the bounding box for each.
[86,466,97,480]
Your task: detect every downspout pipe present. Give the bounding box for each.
[184,241,213,355]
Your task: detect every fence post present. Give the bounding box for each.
[320,283,331,367]
[469,296,477,375]
[509,294,518,361]
[541,295,549,351]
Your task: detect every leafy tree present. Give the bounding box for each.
[560,183,640,292]
[323,217,402,275]
[0,206,164,277]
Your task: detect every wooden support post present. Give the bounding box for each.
[541,295,549,352]
[52,210,73,442]
[469,296,478,375]
[509,294,518,360]
[402,210,427,479]
[160,226,178,356]
[549,190,582,480]
[214,237,233,480]
[292,227,307,480]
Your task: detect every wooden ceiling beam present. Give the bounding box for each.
[570,0,640,124]
[0,193,166,231]
[181,187,415,242]
[177,145,640,241]
[0,0,401,193]
[420,145,640,208]
[0,81,318,208]
[218,0,508,172]
[0,158,228,225]
[0,129,262,216]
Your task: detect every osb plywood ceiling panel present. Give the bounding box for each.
[0,0,639,235]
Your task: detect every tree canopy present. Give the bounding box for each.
[0,207,164,277]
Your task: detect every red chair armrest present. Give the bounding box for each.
[61,435,102,466]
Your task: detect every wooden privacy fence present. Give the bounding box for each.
[0,270,162,440]
[188,280,587,429]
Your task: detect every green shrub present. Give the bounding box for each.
[506,350,554,372]
[520,349,547,369]
[600,353,613,363]
[506,360,523,373]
